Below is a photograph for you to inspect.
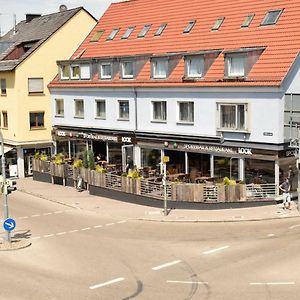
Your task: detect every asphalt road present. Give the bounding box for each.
[0,190,299,300]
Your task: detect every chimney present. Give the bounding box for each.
[25,14,41,23]
[59,5,68,12]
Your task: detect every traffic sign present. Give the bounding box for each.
[3,218,16,232]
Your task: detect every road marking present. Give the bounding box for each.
[18,216,29,219]
[54,211,63,214]
[117,220,127,224]
[43,213,52,216]
[56,232,66,235]
[81,227,91,231]
[203,246,229,255]
[89,277,125,290]
[152,260,182,271]
[44,234,54,238]
[31,214,40,217]
[69,229,79,233]
[167,280,208,285]
[289,224,300,229]
[105,223,115,226]
[250,282,295,286]
[31,236,41,240]
[267,234,275,237]
[94,225,103,228]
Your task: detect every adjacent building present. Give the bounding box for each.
[0,6,97,177]
[49,0,300,189]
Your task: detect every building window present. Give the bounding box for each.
[186,56,204,78]
[100,62,112,79]
[218,104,247,131]
[241,14,255,28]
[95,100,106,119]
[60,65,70,79]
[0,79,6,95]
[152,101,167,122]
[29,112,44,129]
[107,28,119,40]
[80,64,90,80]
[28,78,44,94]
[178,102,194,123]
[90,30,104,42]
[70,65,80,79]
[183,20,196,33]
[154,23,167,36]
[2,111,8,128]
[118,100,129,120]
[212,17,225,31]
[138,24,151,38]
[55,99,64,117]
[121,61,134,79]
[226,55,245,77]
[74,99,84,118]
[122,26,135,39]
[152,59,168,79]
[261,9,283,26]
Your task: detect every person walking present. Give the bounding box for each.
[279,177,291,209]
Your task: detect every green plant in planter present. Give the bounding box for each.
[40,154,48,161]
[73,159,83,168]
[95,165,107,173]
[52,153,65,165]
[127,169,143,179]
[223,176,236,185]
[83,150,95,170]
[34,152,40,159]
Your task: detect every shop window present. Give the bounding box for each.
[28,78,43,94]
[218,103,247,131]
[141,148,161,168]
[178,102,194,123]
[74,99,84,118]
[118,100,129,120]
[121,61,134,79]
[1,79,7,95]
[245,159,275,184]
[152,59,168,79]
[60,65,70,79]
[100,62,112,79]
[29,112,44,129]
[55,99,64,117]
[2,111,8,128]
[95,99,106,119]
[152,101,167,122]
[185,56,204,78]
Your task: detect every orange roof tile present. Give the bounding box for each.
[50,0,300,88]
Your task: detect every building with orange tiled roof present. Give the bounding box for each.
[49,0,300,189]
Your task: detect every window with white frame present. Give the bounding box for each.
[218,103,247,130]
[71,65,80,79]
[100,62,112,79]
[55,99,64,117]
[121,61,134,79]
[60,65,70,79]
[28,78,44,94]
[118,100,129,120]
[107,28,119,40]
[226,55,245,77]
[152,59,168,79]
[178,102,194,123]
[95,100,106,119]
[186,56,204,78]
[74,99,84,118]
[80,64,90,80]
[152,101,167,121]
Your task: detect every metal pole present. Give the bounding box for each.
[298,130,300,211]
[163,162,167,216]
[0,130,10,243]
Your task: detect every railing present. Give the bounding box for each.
[246,184,277,200]
[203,185,218,201]
[105,173,122,191]
[141,180,172,200]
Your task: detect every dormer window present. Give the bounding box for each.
[241,14,255,28]
[107,28,119,40]
[60,65,70,79]
[100,62,112,79]
[212,17,225,31]
[155,24,167,36]
[152,59,168,79]
[71,65,80,79]
[122,26,135,39]
[185,56,204,78]
[121,61,134,79]
[261,9,283,26]
[227,55,245,77]
[138,25,151,38]
[183,20,196,33]
[67,64,90,80]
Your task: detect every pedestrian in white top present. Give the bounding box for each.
[279,178,291,209]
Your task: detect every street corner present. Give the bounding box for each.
[0,239,32,251]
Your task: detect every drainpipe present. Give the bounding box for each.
[133,87,138,132]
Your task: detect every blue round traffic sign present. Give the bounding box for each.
[3,218,16,232]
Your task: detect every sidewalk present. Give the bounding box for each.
[16,177,300,222]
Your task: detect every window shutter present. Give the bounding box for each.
[28,78,43,93]
[80,65,90,79]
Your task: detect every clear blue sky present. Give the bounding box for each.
[0,0,117,36]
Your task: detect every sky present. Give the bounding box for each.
[0,0,118,36]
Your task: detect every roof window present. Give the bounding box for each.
[183,20,196,33]
[154,23,167,36]
[122,26,135,39]
[212,17,225,31]
[241,14,255,28]
[138,24,151,38]
[107,28,120,40]
[261,9,283,26]
[90,30,104,42]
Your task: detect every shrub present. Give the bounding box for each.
[95,165,107,173]
[73,159,83,168]
[223,176,236,185]
[83,150,95,170]
[127,169,143,179]
[52,153,64,165]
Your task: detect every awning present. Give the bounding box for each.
[2,146,13,154]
